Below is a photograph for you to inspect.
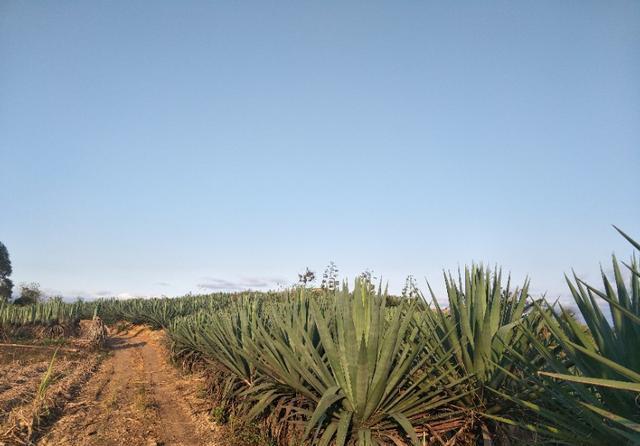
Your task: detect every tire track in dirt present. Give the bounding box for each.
[37,327,217,446]
[139,330,205,446]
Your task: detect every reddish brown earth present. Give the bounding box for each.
[33,327,220,446]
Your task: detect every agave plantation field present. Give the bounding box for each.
[0,230,638,446]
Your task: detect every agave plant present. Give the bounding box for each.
[423,265,532,394]
[234,291,333,443]
[492,228,640,445]
[299,280,471,445]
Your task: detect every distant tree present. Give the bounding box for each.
[321,261,339,293]
[13,282,43,306]
[298,268,316,287]
[0,242,13,302]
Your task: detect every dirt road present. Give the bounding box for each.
[37,327,218,446]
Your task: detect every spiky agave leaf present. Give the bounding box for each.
[496,230,640,445]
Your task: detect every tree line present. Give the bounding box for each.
[0,241,44,305]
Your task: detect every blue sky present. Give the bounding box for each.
[1,1,639,300]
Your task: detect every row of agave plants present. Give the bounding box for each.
[1,229,637,444]
[165,229,639,445]
[0,299,86,338]
[0,292,258,338]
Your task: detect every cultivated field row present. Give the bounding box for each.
[0,230,638,445]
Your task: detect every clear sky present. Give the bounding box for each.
[1,1,639,301]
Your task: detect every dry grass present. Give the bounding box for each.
[0,352,101,445]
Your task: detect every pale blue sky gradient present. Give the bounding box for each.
[1,1,639,299]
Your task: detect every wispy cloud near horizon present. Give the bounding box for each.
[197,276,286,291]
[44,289,153,301]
